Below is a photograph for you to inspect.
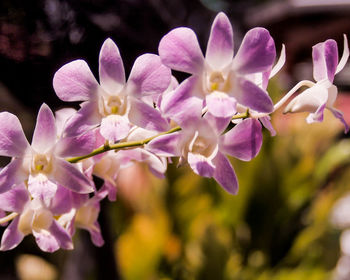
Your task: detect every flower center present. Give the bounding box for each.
[100,94,128,116]
[32,154,52,174]
[206,70,233,94]
[188,131,217,158]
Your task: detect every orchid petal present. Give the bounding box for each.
[269,44,286,79]
[28,174,58,202]
[52,158,94,194]
[161,76,203,127]
[49,186,73,215]
[55,130,95,158]
[188,152,215,178]
[33,228,59,252]
[233,77,274,113]
[159,27,204,74]
[335,34,349,75]
[100,115,131,142]
[147,132,182,157]
[306,103,327,123]
[0,217,24,251]
[206,12,233,69]
[127,54,171,96]
[99,38,125,94]
[49,220,74,250]
[53,59,99,102]
[233,27,276,74]
[32,104,57,152]
[313,39,338,82]
[0,184,29,212]
[103,181,117,201]
[63,101,101,137]
[206,91,237,118]
[0,158,27,194]
[55,108,77,137]
[220,118,262,161]
[89,222,104,247]
[0,112,29,157]
[330,108,349,133]
[212,152,238,194]
[284,84,328,114]
[260,116,276,136]
[129,99,169,132]
[204,112,231,135]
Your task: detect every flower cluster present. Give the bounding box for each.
[0,12,348,252]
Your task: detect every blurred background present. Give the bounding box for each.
[1,0,350,279]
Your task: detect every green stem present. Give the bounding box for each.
[67,126,182,163]
[67,111,249,164]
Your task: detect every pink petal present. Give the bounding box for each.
[129,99,169,132]
[313,39,338,82]
[0,217,24,251]
[0,183,29,212]
[55,130,95,158]
[147,133,182,157]
[53,59,99,102]
[100,115,131,142]
[260,116,276,136]
[28,174,58,202]
[233,27,276,74]
[49,185,73,215]
[206,12,234,70]
[32,104,57,152]
[203,112,231,135]
[206,91,237,118]
[63,101,101,137]
[52,158,94,194]
[55,108,77,137]
[127,54,171,96]
[33,228,59,252]
[0,112,29,157]
[232,77,274,113]
[187,152,215,178]
[330,108,349,133]
[99,38,125,93]
[103,180,117,201]
[306,103,327,123]
[160,76,203,127]
[48,220,74,250]
[0,158,27,194]
[220,118,262,161]
[212,152,238,194]
[89,222,104,247]
[158,27,204,74]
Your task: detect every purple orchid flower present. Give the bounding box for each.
[57,187,108,247]
[53,38,171,142]
[158,12,275,119]
[0,104,94,199]
[147,110,262,194]
[0,183,73,252]
[284,35,349,132]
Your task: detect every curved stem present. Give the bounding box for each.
[67,111,250,163]
[0,212,18,224]
[67,126,182,163]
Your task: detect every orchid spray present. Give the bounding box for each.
[0,11,348,253]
